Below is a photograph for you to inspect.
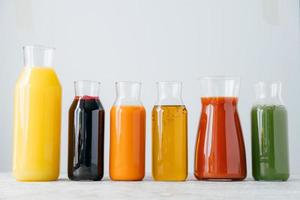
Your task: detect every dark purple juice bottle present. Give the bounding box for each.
[68,80,105,181]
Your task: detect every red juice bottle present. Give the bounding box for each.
[194,77,247,181]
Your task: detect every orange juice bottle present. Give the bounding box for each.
[13,45,62,181]
[109,81,146,181]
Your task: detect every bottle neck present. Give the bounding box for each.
[23,45,55,67]
[114,81,142,105]
[156,81,183,105]
[75,80,100,98]
[199,76,240,97]
[254,81,284,105]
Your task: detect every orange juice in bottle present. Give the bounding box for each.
[13,45,62,181]
[109,81,146,181]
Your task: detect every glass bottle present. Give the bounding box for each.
[13,45,62,181]
[194,76,247,180]
[152,81,188,181]
[251,81,289,181]
[109,81,146,181]
[68,80,105,181]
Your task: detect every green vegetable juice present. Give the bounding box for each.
[251,105,289,181]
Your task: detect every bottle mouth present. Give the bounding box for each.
[197,76,240,81]
[156,80,182,84]
[156,81,183,89]
[74,80,101,85]
[23,45,56,51]
[115,81,141,86]
[254,80,282,87]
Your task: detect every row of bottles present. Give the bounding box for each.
[13,45,289,182]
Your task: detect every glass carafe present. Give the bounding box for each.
[13,45,62,181]
[194,77,247,180]
[109,81,146,181]
[152,81,188,181]
[251,81,289,181]
[68,80,105,181]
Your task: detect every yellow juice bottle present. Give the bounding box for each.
[13,46,62,181]
[152,82,188,181]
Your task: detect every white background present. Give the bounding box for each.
[0,0,299,177]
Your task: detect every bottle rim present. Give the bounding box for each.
[115,81,142,85]
[254,80,282,86]
[156,81,182,85]
[23,44,56,51]
[197,76,240,81]
[74,80,101,85]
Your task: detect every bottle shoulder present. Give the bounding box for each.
[251,104,287,113]
[111,104,145,111]
[113,99,144,107]
[15,67,61,88]
[69,98,105,113]
[152,105,187,114]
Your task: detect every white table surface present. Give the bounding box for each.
[0,173,299,200]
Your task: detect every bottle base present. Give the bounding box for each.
[14,174,59,182]
[153,178,187,182]
[196,177,245,181]
[110,174,144,181]
[254,178,289,182]
[152,174,187,182]
[110,177,144,181]
[68,175,103,181]
[253,174,289,181]
[194,172,246,181]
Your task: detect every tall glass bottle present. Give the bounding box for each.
[109,81,146,181]
[68,80,105,181]
[194,77,247,180]
[251,81,289,181]
[13,45,62,181]
[152,81,188,181]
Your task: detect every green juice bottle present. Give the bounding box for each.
[251,81,289,181]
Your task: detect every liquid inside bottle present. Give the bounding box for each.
[152,81,188,181]
[68,81,105,181]
[251,81,289,181]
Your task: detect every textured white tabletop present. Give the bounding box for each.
[0,173,299,200]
